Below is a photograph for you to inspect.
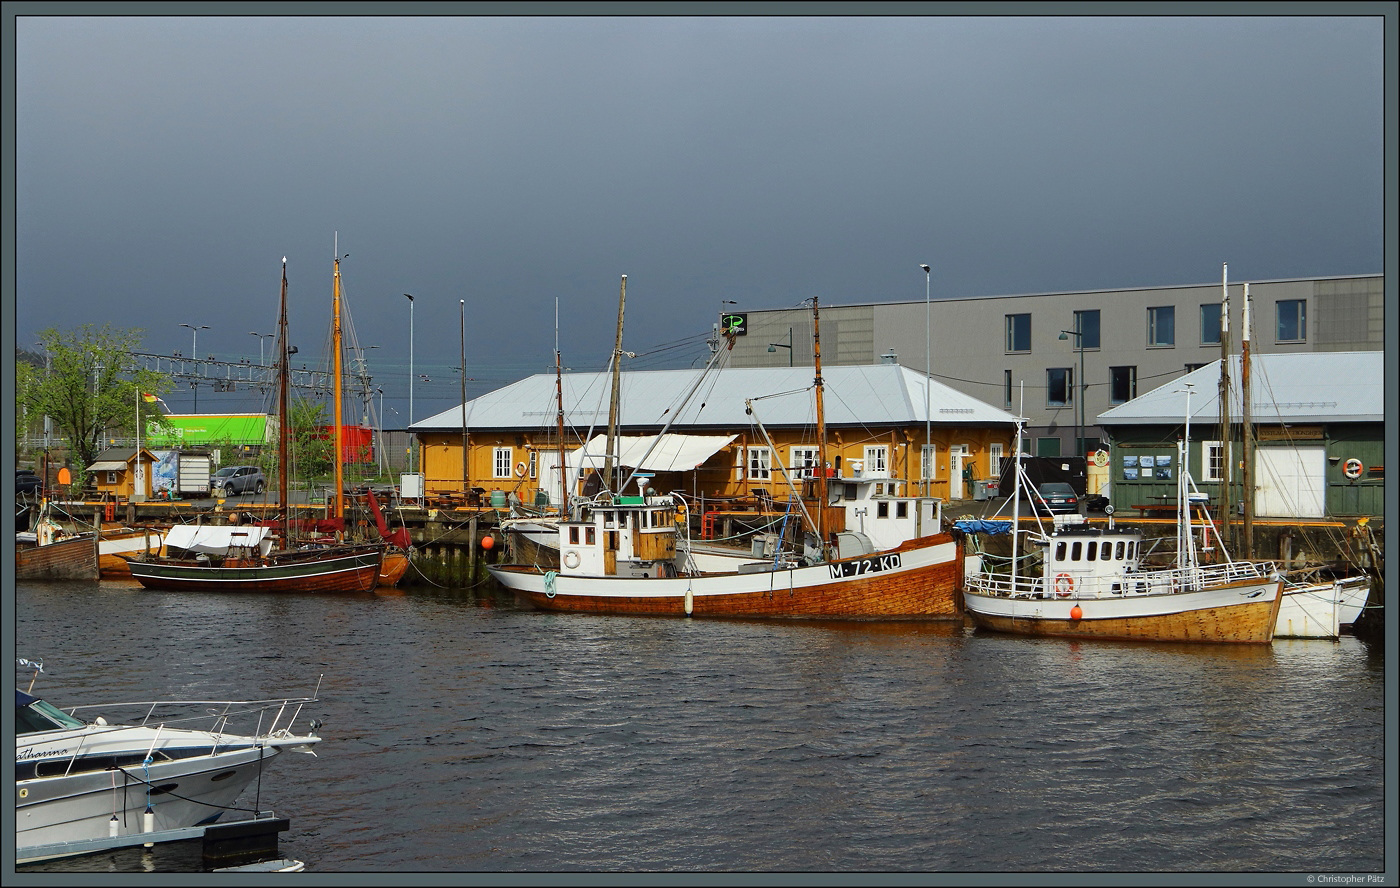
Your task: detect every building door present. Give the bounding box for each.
[949,445,968,501]
[1256,446,1325,519]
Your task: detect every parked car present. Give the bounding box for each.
[1032,481,1080,514]
[15,469,43,495]
[210,465,266,495]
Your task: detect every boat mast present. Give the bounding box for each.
[332,241,345,534]
[1217,263,1232,549]
[555,297,568,517]
[812,295,828,558]
[603,274,626,497]
[1241,282,1254,558]
[277,258,291,547]
[1179,383,1198,576]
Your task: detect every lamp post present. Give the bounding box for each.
[1059,326,1086,456]
[180,323,209,412]
[767,328,793,366]
[403,293,415,473]
[920,263,931,495]
[249,331,274,366]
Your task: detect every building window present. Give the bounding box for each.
[1184,363,1207,372]
[1006,314,1031,353]
[789,446,819,479]
[920,444,936,483]
[1073,309,1100,349]
[1047,367,1073,407]
[528,451,538,479]
[989,443,1003,480]
[1037,437,1061,457]
[1277,299,1307,342]
[747,446,772,481]
[1003,370,1013,408]
[1202,440,1225,482]
[1147,306,1175,347]
[863,446,888,475]
[1200,303,1222,345]
[1110,366,1137,404]
[493,447,513,478]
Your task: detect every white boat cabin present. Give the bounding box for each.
[826,465,942,551]
[557,492,681,578]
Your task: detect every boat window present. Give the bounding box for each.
[1086,541,1097,561]
[877,502,889,519]
[1116,541,1125,560]
[569,526,580,545]
[1055,542,1066,561]
[1071,541,1082,561]
[896,502,908,519]
[585,527,596,545]
[1101,542,1113,561]
[1127,541,1136,561]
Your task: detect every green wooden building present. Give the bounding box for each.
[1096,352,1383,520]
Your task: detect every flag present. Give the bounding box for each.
[141,392,159,403]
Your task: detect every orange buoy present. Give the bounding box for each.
[1069,605,1083,621]
[480,535,495,550]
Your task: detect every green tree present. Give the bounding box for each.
[17,325,172,469]
[289,397,335,481]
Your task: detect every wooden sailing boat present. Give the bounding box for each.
[487,286,965,618]
[961,386,1283,643]
[124,258,384,593]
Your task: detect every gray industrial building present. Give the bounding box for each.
[722,272,1383,459]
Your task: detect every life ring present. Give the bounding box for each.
[563,550,581,569]
[1053,573,1075,597]
[1343,458,1363,480]
[515,461,527,477]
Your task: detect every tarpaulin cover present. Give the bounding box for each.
[953,520,1014,535]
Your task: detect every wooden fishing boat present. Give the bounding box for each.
[489,288,966,619]
[15,532,97,581]
[125,258,383,593]
[960,389,1281,644]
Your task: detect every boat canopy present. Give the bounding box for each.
[569,434,737,474]
[164,524,272,556]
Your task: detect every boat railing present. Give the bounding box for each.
[57,696,320,742]
[967,558,1277,599]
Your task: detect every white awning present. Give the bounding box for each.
[164,524,272,556]
[568,434,737,473]
[88,461,128,472]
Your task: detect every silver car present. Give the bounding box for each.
[211,465,266,495]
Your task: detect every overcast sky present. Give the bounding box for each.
[10,10,1387,422]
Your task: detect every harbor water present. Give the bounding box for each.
[13,579,1386,874]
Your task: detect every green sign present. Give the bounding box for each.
[145,414,274,447]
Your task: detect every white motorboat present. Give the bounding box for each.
[16,680,322,861]
[1275,574,1371,639]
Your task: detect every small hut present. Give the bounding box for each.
[86,447,159,502]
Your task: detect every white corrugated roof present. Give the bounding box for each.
[412,364,1017,432]
[1097,351,1383,426]
[569,434,738,473]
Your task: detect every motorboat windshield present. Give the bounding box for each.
[15,690,86,734]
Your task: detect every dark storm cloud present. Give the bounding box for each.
[12,13,1384,417]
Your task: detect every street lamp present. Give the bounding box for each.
[249,331,274,366]
[920,264,931,495]
[767,328,793,366]
[403,293,415,473]
[180,324,209,412]
[1059,326,1086,456]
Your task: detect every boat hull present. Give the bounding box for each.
[1275,576,1371,638]
[124,545,383,593]
[15,535,98,581]
[489,533,963,619]
[964,576,1282,643]
[17,743,282,856]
